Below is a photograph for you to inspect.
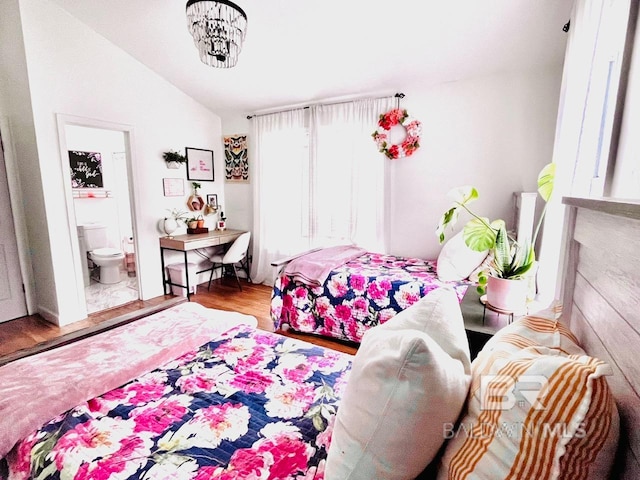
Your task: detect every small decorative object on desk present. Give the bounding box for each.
[163,218,179,237]
[217,211,227,231]
[186,215,207,234]
[162,208,188,238]
[187,227,209,234]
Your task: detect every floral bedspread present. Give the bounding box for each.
[4,325,352,480]
[271,252,469,343]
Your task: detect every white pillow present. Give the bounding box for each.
[379,287,471,373]
[437,231,489,282]
[325,288,471,480]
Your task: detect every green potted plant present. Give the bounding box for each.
[162,208,189,237]
[185,216,199,229]
[436,163,555,312]
[163,150,187,169]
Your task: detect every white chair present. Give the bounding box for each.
[207,232,252,290]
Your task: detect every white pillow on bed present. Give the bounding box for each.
[437,231,489,282]
[325,288,471,480]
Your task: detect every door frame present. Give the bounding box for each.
[0,116,35,315]
[56,114,141,318]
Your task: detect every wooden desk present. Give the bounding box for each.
[160,229,246,299]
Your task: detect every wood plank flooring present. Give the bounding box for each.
[0,277,358,360]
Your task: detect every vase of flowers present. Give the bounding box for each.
[437,163,555,312]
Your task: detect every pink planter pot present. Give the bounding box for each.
[486,275,529,313]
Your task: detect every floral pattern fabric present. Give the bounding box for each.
[271,253,469,343]
[4,325,352,480]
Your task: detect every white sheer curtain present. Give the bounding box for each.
[250,109,307,284]
[250,97,393,284]
[537,0,632,304]
[310,98,393,251]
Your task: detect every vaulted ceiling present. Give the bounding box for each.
[50,0,573,114]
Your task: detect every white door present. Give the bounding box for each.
[0,131,27,322]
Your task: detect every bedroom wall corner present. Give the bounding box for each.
[13,0,225,324]
[388,68,563,261]
[219,112,253,233]
[0,0,53,320]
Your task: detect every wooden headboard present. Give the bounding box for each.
[560,196,640,479]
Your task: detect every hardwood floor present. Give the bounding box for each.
[0,277,358,360]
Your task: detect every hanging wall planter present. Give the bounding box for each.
[163,150,187,169]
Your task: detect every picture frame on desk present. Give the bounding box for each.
[186,147,214,182]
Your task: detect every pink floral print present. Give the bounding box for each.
[272,253,468,343]
[6,325,349,479]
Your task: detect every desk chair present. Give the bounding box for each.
[207,232,252,290]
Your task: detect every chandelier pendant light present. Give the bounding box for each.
[186,0,248,68]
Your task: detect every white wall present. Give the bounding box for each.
[218,114,253,233]
[611,10,640,199]
[0,0,45,315]
[6,0,225,324]
[220,68,562,263]
[391,70,562,259]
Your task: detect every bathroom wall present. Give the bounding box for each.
[65,125,131,251]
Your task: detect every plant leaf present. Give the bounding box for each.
[437,187,481,243]
[537,163,556,202]
[463,217,497,252]
[436,207,459,243]
[448,186,478,205]
[491,222,510,276]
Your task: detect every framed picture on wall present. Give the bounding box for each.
[186,147,214,181]
[206,194,218,209]
[223,134,249,183]
[163,178,184,197]
[68,150,104,188]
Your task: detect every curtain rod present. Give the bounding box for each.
[246,92,405,120]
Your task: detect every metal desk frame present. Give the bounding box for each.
[159,229,246,300]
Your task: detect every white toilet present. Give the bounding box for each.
[77,223,125,285]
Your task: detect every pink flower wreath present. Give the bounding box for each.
[372,108,422,159]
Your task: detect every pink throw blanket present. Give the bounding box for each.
[0,303,257,459]
[283,245,366,287]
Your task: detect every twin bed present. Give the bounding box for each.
[270,246,471,344]
[1,197,638,479]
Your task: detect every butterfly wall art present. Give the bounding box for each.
[223,134,249,183]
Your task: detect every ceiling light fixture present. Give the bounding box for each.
[186,0,248,69]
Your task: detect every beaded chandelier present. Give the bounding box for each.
[185,0,248,68]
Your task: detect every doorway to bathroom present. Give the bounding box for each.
[60,119,140,315]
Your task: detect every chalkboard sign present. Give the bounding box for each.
[68,150,104,188]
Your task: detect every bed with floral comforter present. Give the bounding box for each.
[3,321,352,479]
[271,252,469,344]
